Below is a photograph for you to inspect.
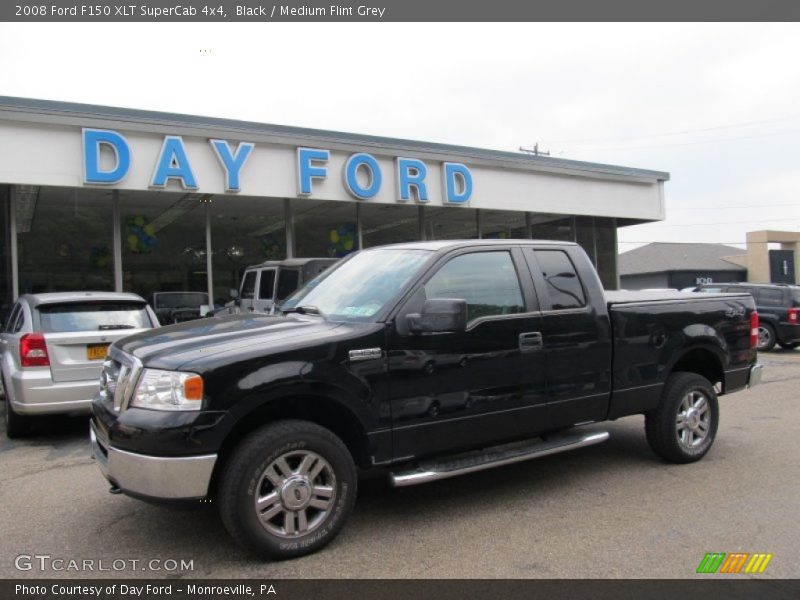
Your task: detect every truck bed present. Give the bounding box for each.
[606,290,750,305]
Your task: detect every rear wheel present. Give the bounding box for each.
[218,419,357,560]
[757,323,777,352]
[645,372,719,464]
[4,396,31,439]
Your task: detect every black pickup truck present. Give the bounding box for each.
[90,240,762,559]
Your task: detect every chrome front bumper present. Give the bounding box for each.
[748,364,764,388]
[90,421,217,500]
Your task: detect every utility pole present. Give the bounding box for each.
[519,143,550,157]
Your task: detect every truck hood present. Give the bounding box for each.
[114,313,341,370]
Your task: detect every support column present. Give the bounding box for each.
[9,186,18,300]
[355,203,363,250]
[112,190,123,292]
[284,199,295,258]
[205,199,214,306]
[418,205,426,241]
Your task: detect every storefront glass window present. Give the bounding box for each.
[575,216,597,265]
[423,206,477,240]
[479,209,528,239]
[210,195,286,304]
[530,215,575,242]
[595,217,618,290]
[17,186,114,294]
[361,203,419,248]
[293,199,359,258]
[0,186,11,321]
[119,190,207,302]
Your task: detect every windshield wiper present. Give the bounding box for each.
[282,305,324,316]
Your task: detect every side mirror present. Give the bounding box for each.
[407,298,467,334]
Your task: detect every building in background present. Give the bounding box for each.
[0,97,671,319]
[619,243,747,290]
[743,230,799,285]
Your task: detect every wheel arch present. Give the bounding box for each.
[209,392,372,496]
[667,345,725,392]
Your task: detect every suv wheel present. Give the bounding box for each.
[757,323,777,352]
[645,372,719,464]
[218,419,357,560]
[5,397,31,439]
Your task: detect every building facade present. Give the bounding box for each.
[0,97,670,317]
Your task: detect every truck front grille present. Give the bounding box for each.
[99,349,143,412]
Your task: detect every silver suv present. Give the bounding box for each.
[1,292,158,437]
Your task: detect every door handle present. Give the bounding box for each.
[519,331,543,352]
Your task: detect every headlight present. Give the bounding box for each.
[130,369,204,411]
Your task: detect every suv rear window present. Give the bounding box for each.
[757,288,784,306]
[38,302,151,333]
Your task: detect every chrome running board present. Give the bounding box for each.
[390,430,609,487]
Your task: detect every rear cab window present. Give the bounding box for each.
[276,269,300,302]
[37,302,152,333]
[533,249,586,310]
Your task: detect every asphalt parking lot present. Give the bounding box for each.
[1,349,798,579]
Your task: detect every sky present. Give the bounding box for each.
[0,22,798,253]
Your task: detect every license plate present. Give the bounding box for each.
[87,343,110,360]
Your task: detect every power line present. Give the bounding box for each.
[560,127,800,152]
[549,113,800,146]
[669,203,800,211]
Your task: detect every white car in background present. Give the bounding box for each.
[1,292,158,437]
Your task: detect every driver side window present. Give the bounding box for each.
[424,251,524,322]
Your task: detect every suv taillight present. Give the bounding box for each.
[750,311,759,349]
[789,308,798,325]
[20,332,50,367]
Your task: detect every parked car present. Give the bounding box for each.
[2,292,158,437]
[149,291,210,324]
[211,258,338,316]
[91,241,760,559]
[695,282,800,351]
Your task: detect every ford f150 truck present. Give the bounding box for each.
[90,240,762,559]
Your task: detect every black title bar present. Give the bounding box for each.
[4,0,800,22]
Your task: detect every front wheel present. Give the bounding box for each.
[645,372,719,464]
[218,420,357,560]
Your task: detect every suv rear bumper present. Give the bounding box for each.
[777,323,800,344]
[90,421,217,500]
[748,364,764,388]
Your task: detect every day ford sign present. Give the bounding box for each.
[81,128,474,204]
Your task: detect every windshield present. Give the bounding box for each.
[154,293,208,309]
[281,249,431,321]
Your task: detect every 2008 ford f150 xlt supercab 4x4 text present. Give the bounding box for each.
[90,240,762,559]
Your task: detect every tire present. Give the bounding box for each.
[645,372,719,464]
[218,419,357,560]
[757,323,777,352]
[778,342,800,350]
[4,397,31,439]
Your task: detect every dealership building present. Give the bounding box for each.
[0,96,669,315]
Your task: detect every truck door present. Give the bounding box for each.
[523,247,612,427]
[388,247,549,459]
[253,268,277,313]
[238,270,257,312]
